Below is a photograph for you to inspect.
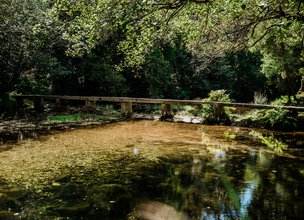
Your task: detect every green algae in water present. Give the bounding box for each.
[0,121,304,219]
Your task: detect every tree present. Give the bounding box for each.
[0,0,64,94]
[49,0,302,74]
[257,24,303,101]
[1,0,303,108]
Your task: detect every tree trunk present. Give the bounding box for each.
[299,76,304,93]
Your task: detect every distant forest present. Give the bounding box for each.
[1,0,303,113]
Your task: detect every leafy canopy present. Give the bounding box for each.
[49,0,303,68]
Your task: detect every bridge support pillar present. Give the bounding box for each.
[85,100,96,111]
[290,110,298,118]
[55,99,67,111]
[16,97,24,108]
[212,103,224,123]
[121,102,132,117]
[33,97,44,113]
[160,104,174,121]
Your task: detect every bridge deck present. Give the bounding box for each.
[15,95,304,112]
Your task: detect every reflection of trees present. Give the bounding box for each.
[152,147,304,220]
[246,153,304,219]
[152,148,247,219]
[16,148,304,219]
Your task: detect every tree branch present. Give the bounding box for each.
[249,23,282,48]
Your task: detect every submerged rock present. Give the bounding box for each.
[0,145,13,152]
[54,175,71,183]
[0,188,28,212]
[0,210,16,219]
[55,202,91,216]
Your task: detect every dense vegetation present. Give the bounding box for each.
[0,0,303,115]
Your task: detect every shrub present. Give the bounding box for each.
[207,89,232,102]
[234,108,297,130]
[0,93,17,116]
[253,92,268,104]
[271,96,297,106]
[200,90,232,124]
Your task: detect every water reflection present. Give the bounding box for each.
[0,121,303,219]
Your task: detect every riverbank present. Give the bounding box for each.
[1,107,304,148]
[0,109,207,145]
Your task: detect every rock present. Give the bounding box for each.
[2,188,28,201]
[56,202,90,216]
[0,194,22,212]
[0,145,13,152]
[54,175,71,183]
[52,182,61,187]
[192,118,201,124]
[0,210,15,218]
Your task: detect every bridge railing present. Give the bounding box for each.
[14,95,304,120]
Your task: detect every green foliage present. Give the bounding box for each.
[16,53,74,95]
[221,174,241,213]
[140,48,173,98]
[206,90,232,102]
[235,108,297,130]
[200,90,232,124]
[225,51,266,102]
[47,113,111,122]
[126,44,197,99]
[224,131,236,140]
[0,93,17,115]
[47,0,303,74]
[0,0,53,90]
[249,131,287,153]
[77,52,129,96]
[263,109,296,129]
[254,18,304,98]
[0,0,302,122]
[18,75,50,95]
[47,114,82,122]
[253,92,268,104]
[271,96,297,106]
[133,46,266,102]
[192,51,266,102]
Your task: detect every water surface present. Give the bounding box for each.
[0,121,303,219]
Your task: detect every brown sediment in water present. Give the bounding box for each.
[0,121,199,188]
[1,120,304,219]
[0,120,300,189]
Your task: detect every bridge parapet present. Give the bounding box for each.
[14,95,304,119]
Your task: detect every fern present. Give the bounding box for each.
[249,131,287,153]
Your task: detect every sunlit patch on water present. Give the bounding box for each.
[0,121,303,219]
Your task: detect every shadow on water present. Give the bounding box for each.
[0,121,304,219]
[2,151,301,220]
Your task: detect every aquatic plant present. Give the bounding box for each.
[223,130,236,140]
[249,130,287,153]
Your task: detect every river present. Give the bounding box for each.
[0,120,303,219]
